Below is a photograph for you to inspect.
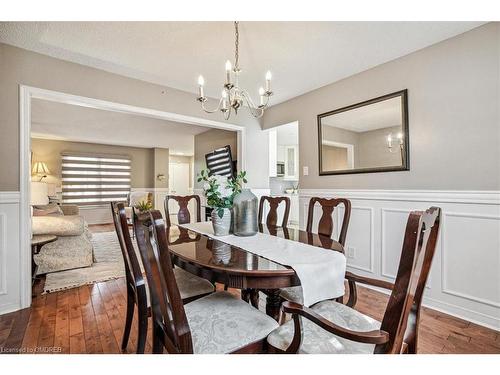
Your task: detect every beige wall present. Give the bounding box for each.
[153,148,169,189]
[31,138,156,188]
[263,23,500,190]
[356,125,403,169]
[194,129,238,188]
[0,43,269,191]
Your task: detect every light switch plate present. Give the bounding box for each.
[303,166,309,176]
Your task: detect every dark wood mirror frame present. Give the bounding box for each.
[317,89,410,176]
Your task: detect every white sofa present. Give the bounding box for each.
[32,205,94,274]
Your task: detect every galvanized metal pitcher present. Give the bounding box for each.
[232,189,258,236]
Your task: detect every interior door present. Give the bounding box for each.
[168,162,192,223]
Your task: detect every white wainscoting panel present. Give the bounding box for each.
[0,192,22,315]
[299,189,500,330]
[441,212,500,308]
[381,208,410,279]
[0,213,7,295]
[339,206,374,273]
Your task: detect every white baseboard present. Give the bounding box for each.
[359,283,500,332]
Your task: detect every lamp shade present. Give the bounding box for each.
[31,181,49,205]
[32,161,50,176]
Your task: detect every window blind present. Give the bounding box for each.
[61,153,131,205]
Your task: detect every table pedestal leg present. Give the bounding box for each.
[249,289,260,309]
[241,288,250,303]
[265,289,282,321]
[242,289,260,309]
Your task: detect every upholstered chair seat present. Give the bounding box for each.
[184,291,279,354]
[142,267,215,307]
[280,286,303,304]
[174,267,215,301]
[267,300,380,354]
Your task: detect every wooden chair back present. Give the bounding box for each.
[110,202,147,305]
[258,196,291,227]
[306,197,351,245]
[376,207,441,354]
[134,209,193,354]
[164,195,201,227]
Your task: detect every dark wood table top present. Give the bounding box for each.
[167,224,344,280]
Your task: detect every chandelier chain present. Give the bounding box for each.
[234,21,239,71]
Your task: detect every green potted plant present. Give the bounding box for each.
[197,169,233,236]
[197,169,248,236]
[134,200,153,213]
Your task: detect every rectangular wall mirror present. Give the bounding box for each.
[318,89,409,175]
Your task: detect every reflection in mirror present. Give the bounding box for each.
[318,90,409,175]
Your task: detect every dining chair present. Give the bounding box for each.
[134,210,279,354]
[258,196,291,227]
[280,197,352,306]
[112,203,215,353]
[267,207,441,354]
[164,194,201,227]
[111,202,149,353]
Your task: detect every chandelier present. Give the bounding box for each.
[196,21,274,120]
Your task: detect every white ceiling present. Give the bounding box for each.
[0,22,485,105]
[31,99,212,155]
[322,96,402,132]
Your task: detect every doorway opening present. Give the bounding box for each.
[19,85,245,308]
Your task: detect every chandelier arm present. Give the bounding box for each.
[240,90,264,118]
[223,105,231,120]
[241,88,271,110]
[200,97,223,113]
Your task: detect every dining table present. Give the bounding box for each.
[166,224,344,321]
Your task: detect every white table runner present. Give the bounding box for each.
[179,222,346,307]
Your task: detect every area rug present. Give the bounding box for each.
[43,230,136,293]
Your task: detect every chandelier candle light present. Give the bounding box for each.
[196,21,274,120]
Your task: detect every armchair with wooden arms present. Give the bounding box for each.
[267,207,441,354]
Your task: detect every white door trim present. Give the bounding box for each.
[19,84,246,309]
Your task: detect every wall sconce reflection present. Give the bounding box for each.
[387,132,403,153]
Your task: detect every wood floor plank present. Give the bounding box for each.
[90,282,120,353]
[106,279,140,353]
[20,297,46,352]
[78,285,103,354]
[2,308,31,353]
[54,290,70,353]
[68,288,86,354]
[0,313,15,347]
[112,278,154,353]
[97,282,129,353]
[36,292,58,350]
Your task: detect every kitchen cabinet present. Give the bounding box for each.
[284,145,299,180]
[268,128,299,180]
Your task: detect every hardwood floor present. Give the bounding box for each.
[1,279,498,354]
[0,224,498,354]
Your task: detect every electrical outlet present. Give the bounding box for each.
[303,166,309,176]
[347,246,355,259]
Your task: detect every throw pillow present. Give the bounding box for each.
[33,203,64,217]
